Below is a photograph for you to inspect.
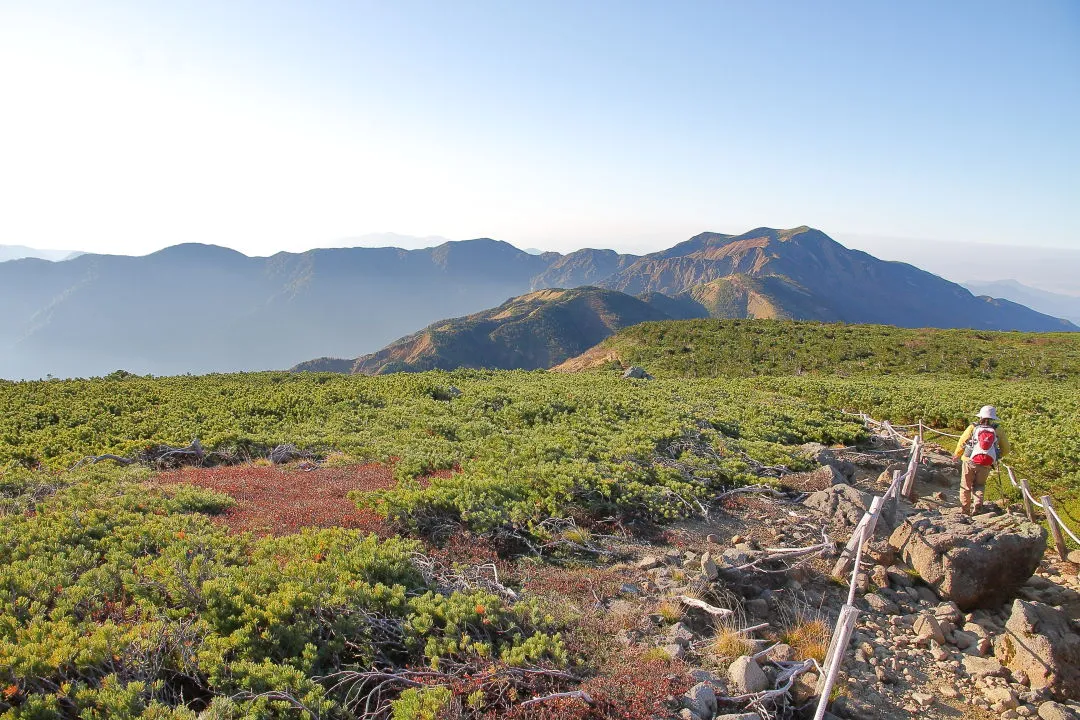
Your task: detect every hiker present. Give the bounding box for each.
[952,405,1010,515]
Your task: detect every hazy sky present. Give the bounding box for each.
[1,1,1077,257]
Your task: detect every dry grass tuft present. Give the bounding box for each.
[654,600,683,625]
[711,624,756,660]
[781,616,831,663]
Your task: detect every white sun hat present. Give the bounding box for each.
[977,405,998,420]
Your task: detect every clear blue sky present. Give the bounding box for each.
[0,0,1076,256]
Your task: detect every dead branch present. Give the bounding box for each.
[679,596,734,618]
[519,689,594,707]
[719,658,816,706]
[715,484,786,500]
[269,443,314,465]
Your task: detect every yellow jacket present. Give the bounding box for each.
[953,423,1010,461]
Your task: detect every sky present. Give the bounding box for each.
[0,0,1077,262]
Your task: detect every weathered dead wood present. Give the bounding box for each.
[519,689,594,707]
[68,453,137,470]
[269,443,314,465]
[679,596,734,618]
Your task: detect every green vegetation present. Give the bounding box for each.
[2,319,1079,717]
[594,319,1080,379]
[0,465,565,719]
[0,371,861,532]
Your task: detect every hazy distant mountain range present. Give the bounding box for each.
[292,227,1077,375]
[0,227,1074,379]
[0,245,84,263]
[962,280,1080,326]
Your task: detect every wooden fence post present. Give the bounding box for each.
[882,470,901,528]
[814,604,860,720]
[1042,496,1069,562]
[1018,477,1036,523]
[832,496,884,580]
[901,438,920,501]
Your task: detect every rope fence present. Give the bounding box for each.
[847,411,1078,556]
[813,413,1078,717]
[814,427,913,720]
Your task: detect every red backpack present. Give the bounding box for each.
[968,425,999,467]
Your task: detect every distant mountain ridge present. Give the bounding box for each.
[293,287,679,374]
[0,227,1074,379]
[0,245,84,263]
[963,279,1080,326]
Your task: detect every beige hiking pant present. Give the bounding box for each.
[960,461,992,515]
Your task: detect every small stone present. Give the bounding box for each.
[636,556,662,570]
[914,612,946,645]
[706,533,721,544]
[663,643,686,660]
[963,655,1007,680]
[668,622,696,648]
[912,692,934,708]
[747,598,769,617]
[700,553,719,581]
[984,686,1019,710]
[864,593,900,615]
[952,629,978,649]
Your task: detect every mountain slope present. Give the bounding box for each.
[293,287,674,374]
[554,319,1080,380]
[964,280,1080,326]
[599,226,1076,332]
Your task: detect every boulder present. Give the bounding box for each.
[888,510,1047,610]
[996,600,1080,702]
[804,483,871,528]
[682,682,717,719]
[728,655,768,694]
[1039,702,1080,720]
[622,366,653,380]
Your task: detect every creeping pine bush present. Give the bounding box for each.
[0,468,567,719]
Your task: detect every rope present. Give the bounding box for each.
[1047,505,1080,547]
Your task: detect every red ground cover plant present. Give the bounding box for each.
[157,464,397,537]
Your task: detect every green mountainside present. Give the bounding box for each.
[292,287,675,374]
[555,318,1080,380]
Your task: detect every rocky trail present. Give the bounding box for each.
[576,428,1080,720]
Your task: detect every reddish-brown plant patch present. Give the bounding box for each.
[158,464,397,537]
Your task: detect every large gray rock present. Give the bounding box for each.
[622,365,653,380]
[682,682,717,719]
[1039,701,1080,720]
[888,509,1046,610]
[727,655,768,694]
[996,600,1080,702]
[804,483,871,528]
